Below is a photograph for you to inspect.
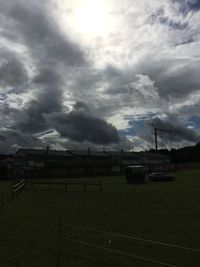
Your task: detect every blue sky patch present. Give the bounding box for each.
[119,113,156,137]
[119,120,147,136]
[188,116,200,130]
[188,1,200,11]
[174,0,200,15]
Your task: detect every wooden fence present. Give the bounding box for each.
[1,192,7,210]
[12,179,26,200]
[1,179,102,209]
[26,180,103,192]
[1,179,26,209]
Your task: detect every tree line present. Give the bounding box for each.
[148,143,200,163]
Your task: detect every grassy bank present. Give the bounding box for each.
[0,170,200,266]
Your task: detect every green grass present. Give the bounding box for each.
[0,180,13,203]
[0,171,200,266]
[0,180,12,192]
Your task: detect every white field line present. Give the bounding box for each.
[12,205,200,253]
[63,222,200,253]
[62,235,177,267]
[9,206,177,267]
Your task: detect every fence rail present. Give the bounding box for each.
[1,179,26,209]
[26,180,103,192]
[12,179,26,199]
[2,179,102,210]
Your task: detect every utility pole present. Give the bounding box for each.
[154,128,158,151]
[56,216,62,267]
[154,127,180,151]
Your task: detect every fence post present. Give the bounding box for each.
[100,181,103,193]
[56,216,62,267]
[84,181,86,192]
[24,180,27,191]
[2,193,5,209]
[11,188,14,200]
[65,180,68,191]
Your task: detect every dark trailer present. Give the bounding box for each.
[125,165,146,184]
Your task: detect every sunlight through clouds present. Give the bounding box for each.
[56,0,114,41]
[0,0,200,151]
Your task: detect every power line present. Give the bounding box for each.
[154,127,181,151]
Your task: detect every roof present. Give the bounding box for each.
[104,151,128,156]
[0,156,15,166]
[126,165,144,168]
[139,152,169,160]
[0,155,13,161]
[15,149,170,161]
[16,149,110,158]
[16,149,72,157]
[104,151,140,159]
[68,150,110,157]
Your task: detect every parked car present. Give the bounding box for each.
[148,172,175,182]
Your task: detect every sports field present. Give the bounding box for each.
[0,170,200,267]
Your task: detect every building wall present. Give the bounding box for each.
[14,149,170,178]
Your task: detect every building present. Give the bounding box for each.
[0,155,15,179]
[14,148,170,179]
[68,149,111,176]
[104,150,141,173]
[104,150,170,174]
[15,148,111,178]
[15,149,73,178]
[139,152,170,172]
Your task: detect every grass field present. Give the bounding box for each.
[0,170,200,267]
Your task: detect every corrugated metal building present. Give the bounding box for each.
[103,150,170,174]
[68,149,111,175]
[14,148,170,178]
[15,148,111,178]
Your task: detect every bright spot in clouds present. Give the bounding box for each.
[74,0,111,37]
[60,0,113,40]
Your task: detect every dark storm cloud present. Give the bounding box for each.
[17,100,47,134]
[177,102,200,118]
[0,0,89,151]
[103,65,122,78]
[73,101,90,112]
[18,68,64,134]
[0,0,87,99]
[136,57,200,100]
[33,68,63,113]
[150,117,200,143]
[48,102,120,145]
[0,129,43,153]
[0,135,7,142]
[4,0,86,67]
[0,104,25,131]
[0,51,28,91]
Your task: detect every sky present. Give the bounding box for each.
[0,0,200,153]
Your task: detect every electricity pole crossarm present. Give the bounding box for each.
[154,127,181,151]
